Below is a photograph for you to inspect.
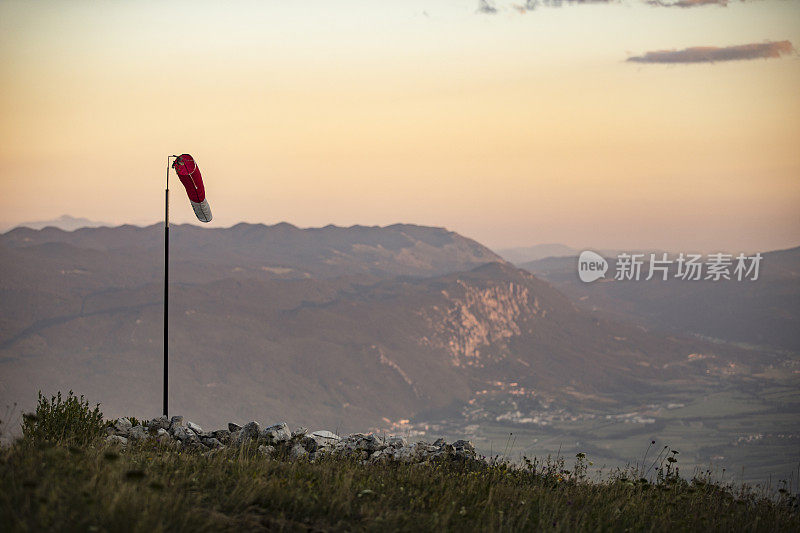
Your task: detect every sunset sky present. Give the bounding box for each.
[1,0,798,252]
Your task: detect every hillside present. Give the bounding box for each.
[2,393,796,532]
[0,222,501,283]
[519,246,800,352]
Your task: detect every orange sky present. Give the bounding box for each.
[1,1,798,251]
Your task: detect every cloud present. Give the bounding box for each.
[512,0,537,12]
[544,0,613,4]
[647,0,731,6]
[503,0,613,14]
[627,41,795,64]
[477,0,499,13]
[513,0,611,10]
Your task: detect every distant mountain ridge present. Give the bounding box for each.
[495,243,579,264]
[1,222,502,281]
[0,221,764,433]
[8,214,109,232]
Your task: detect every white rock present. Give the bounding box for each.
[261,422,291,443]
[370,448,391,462]
[156,428,171,444]
[106,435,128,446]
[148,416,170,431]
[310,430,341,447]
[202,437,223,449]
[127,425,148,441]
[394,445,419,463]
[187,421,203,434]
[168,416,185,432]
[387,435,407,448]
[211,429,231,442]
[172,426,189,441]
[452,440,475,454]
[355,434,379,451]
[184,428,201,445]
[300,435,318,453]
[240,421,261,441]
[290,442,308,459]
[109,418,132,437]
[257,444,275,457]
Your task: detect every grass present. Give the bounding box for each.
[0,393,798,532]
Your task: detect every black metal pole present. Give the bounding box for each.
[164,159,170,417]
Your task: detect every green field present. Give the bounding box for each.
[409,381,800,488]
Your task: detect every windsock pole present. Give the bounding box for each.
[164,156,175,417]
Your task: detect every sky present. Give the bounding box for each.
[0,0,798,252]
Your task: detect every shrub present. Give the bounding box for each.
[22,390,104,447]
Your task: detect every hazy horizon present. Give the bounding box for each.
[3,213,798,256]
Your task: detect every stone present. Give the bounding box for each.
[261,422,291,444]
[355,434,380,452]
[369,448,391,462]
[228,422,242,432]
[156,428,172,444]
[452,440,475,455]
[127,425,148,442]
[292,426,308,438]
[289,442,308,460]
[433,438,446,447]
[168,416,185,431]
[310,447,331,461]
[393,446,416,462]
[106,435,128,446]
[310,430,341,447]
[148,416,170,431]
[211,429,231,443]
[184,428,201,446]
[109,418,132,437]
[257,444,275,457]
[387,435,407,448]
[201,437,223,449]
[240,421,261,442]
[172,426,190,441]
[300,435,318,453]
[187,421,203,434]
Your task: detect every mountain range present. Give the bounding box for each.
[0,222,779,428]
[5,214,110,232]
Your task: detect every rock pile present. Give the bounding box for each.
[105,416,478,464]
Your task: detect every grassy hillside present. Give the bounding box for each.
[0,393,797,532]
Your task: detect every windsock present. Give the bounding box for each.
[172,154,212,223]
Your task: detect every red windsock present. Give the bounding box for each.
[172,154,212,223]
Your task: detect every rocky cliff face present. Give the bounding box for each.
[420,280,537,367]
